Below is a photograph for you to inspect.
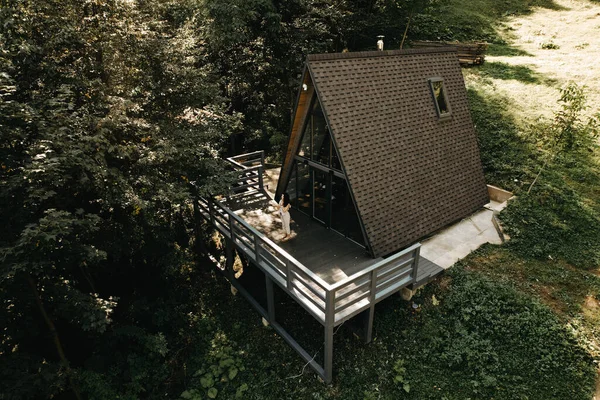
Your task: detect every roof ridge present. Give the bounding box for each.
[307,47,457,62]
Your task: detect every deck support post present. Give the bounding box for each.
[265,275,275,323]
[364,306,375,344]
[324,291,335,384]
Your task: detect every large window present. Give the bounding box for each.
[289,96,365,246]
[428,78,451,118]
[296,161,311,216]
[297,95,341,170]
[331,176,364,245]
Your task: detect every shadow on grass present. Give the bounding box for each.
[467,88,541,191]
[478,61,556,85]
[487,43,533,57]
[434,0,569,43]
[530,0,569,11]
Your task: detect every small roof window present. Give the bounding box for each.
[428,78,451,118]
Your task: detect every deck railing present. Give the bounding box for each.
[198,151,421,326]
[197,150,422,383]
[226,150,266,193]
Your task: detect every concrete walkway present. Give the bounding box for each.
[419,200,506,269]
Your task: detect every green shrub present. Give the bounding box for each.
[182,332,248,400]
[541,41,560,49]
[500,183,600,269]
[393,269,596,399]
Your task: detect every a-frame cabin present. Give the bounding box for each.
[197,47,490,384]
[276,48,489,258]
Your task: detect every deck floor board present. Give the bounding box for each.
[222,191,442,286]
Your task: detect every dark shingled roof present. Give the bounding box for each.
[307,48,489,257]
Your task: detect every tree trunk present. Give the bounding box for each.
[27,275,83,400]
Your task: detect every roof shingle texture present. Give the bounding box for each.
[308,49,489,257]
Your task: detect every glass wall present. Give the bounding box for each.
[298,121,311,158]
[288,95,365,247]
[331,176,364,245]
[288,161,298,207]
[312,104,330,166]
[296,162,311,216]
[313,169,328,223]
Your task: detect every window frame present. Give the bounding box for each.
[427,77,452,119]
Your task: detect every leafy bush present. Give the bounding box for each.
[393,269,596,399]
[500,183,600,269]
[541,41,560,49]
[182,332,248,400]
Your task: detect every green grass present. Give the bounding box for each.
[478,61,552,84]
[465,246,600,318]
[467,79,600,270]
[486,43,533,57]
[467,88,540,191]
[418,0,567,42]
[183,267,596,400]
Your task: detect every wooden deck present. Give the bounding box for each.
[198,151,444,383]
[222,190,443,289]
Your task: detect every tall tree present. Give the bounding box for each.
[1,1,234,397]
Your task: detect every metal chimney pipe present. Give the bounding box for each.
[377,35,384,51]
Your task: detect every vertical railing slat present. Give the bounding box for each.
[258,166,264,191]
[286,259,293,290]
[228,213,235,242]
[411,246,421,284]
[254,233,261,265]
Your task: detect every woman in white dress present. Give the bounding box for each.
[279,192,291,240]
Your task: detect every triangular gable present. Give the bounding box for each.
[278,87,371,250]
[280,48,489,258]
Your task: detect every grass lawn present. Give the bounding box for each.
[459,0,600,397]
[182,1,600,399]
[182,266,595,400]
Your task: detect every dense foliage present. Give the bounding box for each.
[0,0,437,398]
[0,1,234,398]
[176,266,595,400]
[1,0,597,398]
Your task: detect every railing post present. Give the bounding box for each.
[365,270,378,343]
[258,166,264,191]
[260,150,265,166]
[411,245,421,284]
[324,289,335,384]
[254,233,261,265]
[208,197,215,226]
[369,270,377,303]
